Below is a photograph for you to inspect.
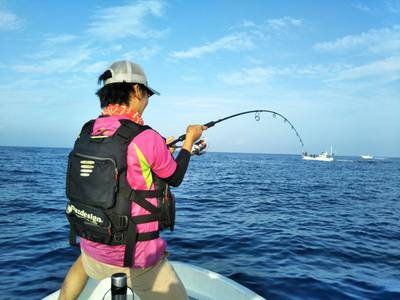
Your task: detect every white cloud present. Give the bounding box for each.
[218,64,336,86]
[352,2,372,12]
[44,34,77,45]
[13,47,92,74]
[266,17,303,31]
[87,0,167,40]
[314,26,400,53]
[241,20,256,27]
[218,67,274,85]
[113,44,123,51]
[0,10,20,31]
[171,16,303,60]
[233,16,302,33]
[180,75,198,82]
[386,0,400,13]
[123,46,161,61]
[242,17,303,41]
[247,57,264,65]
[170,33,254,59]
[217,58,400,86]
[330,56,400,81]
[83,61,108,74]
[310,25,400,87]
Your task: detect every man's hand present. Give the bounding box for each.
[182,125,207,153]
[166,136,176,154]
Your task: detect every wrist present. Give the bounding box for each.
[182,138,194,152]
[185,134,195,143]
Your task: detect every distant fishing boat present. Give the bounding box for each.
[361,155,374,160]
[302,146,335,162]
[43,261,265,300]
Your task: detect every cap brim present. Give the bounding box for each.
[146,86,160,96]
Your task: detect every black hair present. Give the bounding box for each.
[96,70,147,108]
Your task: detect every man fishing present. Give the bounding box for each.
[59,60,206,300]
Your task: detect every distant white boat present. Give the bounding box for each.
[361,155,374,160]
[302,152,334,162]
[302,146,335,162]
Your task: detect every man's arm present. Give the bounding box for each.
[162,149,191,187]
[152,125,206,187]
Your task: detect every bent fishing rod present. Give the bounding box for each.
[167,109,304,150]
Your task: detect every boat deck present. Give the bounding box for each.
[43,261,265,300]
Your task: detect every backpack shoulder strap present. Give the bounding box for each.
[79,119,96,137]
[116,119,151,140]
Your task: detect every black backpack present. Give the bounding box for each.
[66,119,175,267]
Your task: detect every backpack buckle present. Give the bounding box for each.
[114,233,124,243]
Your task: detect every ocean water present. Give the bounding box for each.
[0,146,399,300]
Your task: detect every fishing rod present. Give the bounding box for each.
[167,109,304,150]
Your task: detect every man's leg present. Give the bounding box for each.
[58,255,88,300]
[132,254,188,300]
[80,250,188,300]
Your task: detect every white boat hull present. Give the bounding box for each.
[302,147,335,162]
[361,155,373,160]
[43,261,265,300]
[302,155,334,162]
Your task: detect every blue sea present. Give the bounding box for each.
[0,146,399,300]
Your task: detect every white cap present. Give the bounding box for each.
[103,60,160,96]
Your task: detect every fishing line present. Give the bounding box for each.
[167,109,304,151]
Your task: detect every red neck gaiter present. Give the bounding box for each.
[102,104,144,125]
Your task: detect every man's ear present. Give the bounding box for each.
[132,84,139,96]
[132,84,144,100]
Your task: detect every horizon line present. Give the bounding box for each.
[0,145,397,159]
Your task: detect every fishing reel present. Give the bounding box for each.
[168,138,208,156]
[191,139,208,156]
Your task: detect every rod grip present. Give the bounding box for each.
[167,121,214,147]
[167,134,186,147]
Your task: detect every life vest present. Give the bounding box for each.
[66,118,175,267]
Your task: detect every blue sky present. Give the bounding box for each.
[0,0,399,156]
